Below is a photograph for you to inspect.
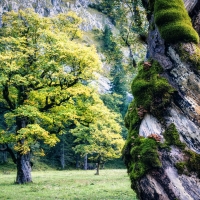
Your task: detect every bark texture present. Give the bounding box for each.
[126,1,200,199]
[15,118,32,184]
[16,153,32,184]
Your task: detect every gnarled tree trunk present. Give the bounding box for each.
[124,0,200,199]
[16,153,32,184]
[15,117,32,184]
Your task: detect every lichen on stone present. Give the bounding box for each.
[176,43,200,70]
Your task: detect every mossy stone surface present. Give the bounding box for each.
[131,61,174,116]
[127,137,161,190]
[163,123,186,149]
[123,60,175,190]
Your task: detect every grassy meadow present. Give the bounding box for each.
[0,169,137,200]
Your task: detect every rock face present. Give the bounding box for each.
[0,0,113,31]
[0,0,115,93]
[124,0,200,199]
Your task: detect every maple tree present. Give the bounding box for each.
[0,9,101,183]
[72,93,124,175]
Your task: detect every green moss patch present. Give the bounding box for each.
[132,138,161,188]
[175,162,187,175]
[124,100,140,131]
[131,61,174,117]
[184,150,200,178]
[163,123,186,149]
[175,150,200,178]
[163,124,200,178]
[154,0,199,44]
[124,136,161,190]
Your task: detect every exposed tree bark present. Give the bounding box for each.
[15,117,32,184]
[95,156,101,175]
[60,140,65,169]
[76,154,80,168]
[84,154,88,170]
[124,0,200,199]
[0,151,7,163]
[0,144,17,164]
[16,152,32,184]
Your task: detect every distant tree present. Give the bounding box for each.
[0,9,101,183]
[71,93,125,175]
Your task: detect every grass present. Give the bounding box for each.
[0,169,137,200]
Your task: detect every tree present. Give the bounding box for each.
[71,93,125,175]
[0,9,101,183]
[123,0,200,199]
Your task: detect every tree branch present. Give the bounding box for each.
[0,144,17,164]
[2,84,15,110]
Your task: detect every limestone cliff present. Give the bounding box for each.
[0,0,113,31]
[124,0,200,199]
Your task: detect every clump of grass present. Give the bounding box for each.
[154,0,199,44]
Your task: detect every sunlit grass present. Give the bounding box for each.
[0,169,137,200]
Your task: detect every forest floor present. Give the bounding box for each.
[0,169,137,200]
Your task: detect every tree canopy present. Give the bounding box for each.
[0,9,124,183]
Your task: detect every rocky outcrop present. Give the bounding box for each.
[0,0,113,31]
[124,0,200,199]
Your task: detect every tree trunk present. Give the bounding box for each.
[16,152,32,184]
[84,154,87,170]
[95,162,100,175]
[76,154,80,168]
[15,117,32,184]
[60,141,65,169]
[124,1,200,199]
[0,151,7,163]
[95,156,101,175]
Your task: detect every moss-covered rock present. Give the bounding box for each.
[129,137,161,189]
[163,123,186,149]
[154,0,199,44]
[175,162,187,174]
[124,136,161,190]
[124,100,140,131]
[131,61,174,117]
[184,150,200,178]
[123,60,175,190]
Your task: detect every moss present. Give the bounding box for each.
[131,61,174,117]
[163,123,186,149]
[129,137,161,190]
[123,60,176,191]
[184,150,200,178]
[154,0,199,44]
[124,100,140,131]
[162,124,200,178]
[176,44,200,70]
[175,162,187,174]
